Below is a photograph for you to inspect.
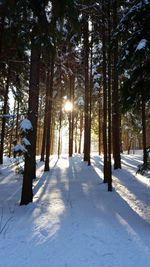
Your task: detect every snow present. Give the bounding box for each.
[13,144,27,153]
[136,39,147,51]
[20,118,33,133]
[22,137,31,146]
[0,152,150,267]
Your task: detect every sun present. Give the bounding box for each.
[64,101,73,112]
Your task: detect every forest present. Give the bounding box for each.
[0,0,150,205]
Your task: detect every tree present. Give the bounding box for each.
[118,0,150,166]
[20,40,40,205]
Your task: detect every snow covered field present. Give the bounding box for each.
[0,152,150,267]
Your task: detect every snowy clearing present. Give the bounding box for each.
[0,152,150,267]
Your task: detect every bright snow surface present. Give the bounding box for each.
[0,152,150,267]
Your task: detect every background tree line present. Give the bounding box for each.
[0,0,149,205]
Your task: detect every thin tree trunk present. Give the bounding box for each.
[13,100,20,158]
[78,112,83,154]
[74,117,78,153]
[8,101,16,157]
[102,0,108,183]
[69,75,74,157]
[45,58,54,171]
[112,0,121,169]
[107,1,112,191]
[88,33,93,166]
[20,42,40,205]
[98,92,102,155]
[0,64,11,164]
[141,93,147,165]
[58,112,62,159]
[40,68,49,162]
[83,16,90,162]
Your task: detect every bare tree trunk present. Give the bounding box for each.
[83,16,90,162]
[57,111,62,159]
[74,117,78,153]
[78,112,83,154]
[102,0,108,183]
[69,75,75,157]
[98,92,102,155]
[8,101,16,157]
[0,64,11,164]
[20,42,40,205]
[107,1,112,191]
[13,100,20,158]
[40,76,49,161]
[141,93,147,165]
[112,0,121,169]
[45,58,54,171]
[88,33,93,166]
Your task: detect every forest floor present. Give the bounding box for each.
[0,151,150,267]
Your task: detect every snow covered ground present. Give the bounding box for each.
[0,151,150,267]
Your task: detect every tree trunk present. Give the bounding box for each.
[107,1,112,191]
[0,64,11,164]
[78,112,83,154]
[20,42,40,205]
[141,93,147,165]
[112,0,121,169]
[13,100,20,158]
[57,111,62,159]
[44,58,54,171]
[8,101,16,157]
[88,34,93,166]
[69,75,75,157]
[102,0,108,183]
[74,117,78,153]
[98,92,102,155]
[83,16,90,162]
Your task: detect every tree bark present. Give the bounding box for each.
[0,64,11,164]
[69,75,74,157]
[78,112,83,154]
[83,16,90,162]
[112,0,121,169]
[102,0,108,182]
[40,71,49,161]
[20,41,40,205]
[107,1,112,191]
[44,58,54,171]
[141,93,147,165]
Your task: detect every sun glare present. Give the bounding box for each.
[64,101,73,112]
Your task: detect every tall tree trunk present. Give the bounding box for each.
[78,112,83,154]
[141,93,147,165]
[40,71,49,161]
[83,16,90,162]
[69,75,74,157]
[74,117,78,153]
[58,85,63,159]
[8,101,16,157]
[44,58,54,171]
[13,100,19,158]
[112,0,121,169]
[0,64,11,164]
[88,34,93,166]
[57,111,62,159]
[102,0,108,183]
[98,92,102,155]
[107,1,112,191]
[20,42,40,205]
